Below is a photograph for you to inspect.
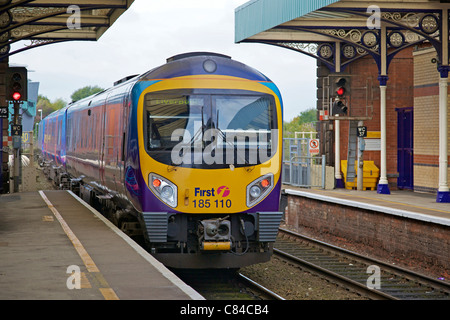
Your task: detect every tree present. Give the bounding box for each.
[283,108,317,138]
[36,95,67,119]
[70,85,104,102]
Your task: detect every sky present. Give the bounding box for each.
[9,0,317,122]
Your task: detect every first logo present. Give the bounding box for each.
[217,186,230,197]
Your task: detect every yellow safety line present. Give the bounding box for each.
[99,288,120,300]
[39,191,120,300]
[39,191,100,273]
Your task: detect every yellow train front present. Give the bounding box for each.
[128,53,283,268]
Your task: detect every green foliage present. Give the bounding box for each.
[70,85,104,102]
[283,108,317,138]
[36,95,67,119]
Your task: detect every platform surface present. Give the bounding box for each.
[0,190,203,300]
[284,186,450,226]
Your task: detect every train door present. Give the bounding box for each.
[117,85,133,196]
[99,93,110,186]
[102,93,123,191]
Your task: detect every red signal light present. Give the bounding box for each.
[336,87,345,96]
[12,92,21,101]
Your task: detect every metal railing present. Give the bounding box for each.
[282,138,326,188]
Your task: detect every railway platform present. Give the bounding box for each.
[282,186,450,279]
[0,190,204,300]
[284,187,450,226]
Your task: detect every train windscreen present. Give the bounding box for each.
[144,90,278,168]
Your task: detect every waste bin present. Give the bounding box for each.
[341,160,379,190]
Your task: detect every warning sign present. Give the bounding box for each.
[309,139,320,155]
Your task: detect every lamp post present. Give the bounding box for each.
[38,108,42,121]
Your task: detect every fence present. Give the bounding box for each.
[282,138,326,188]
[294,131,317,139]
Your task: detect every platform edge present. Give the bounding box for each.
[284,189,450,227]
[66,190,205,300]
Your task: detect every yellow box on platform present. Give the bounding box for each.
[341,160,380,190]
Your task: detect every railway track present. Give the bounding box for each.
[172,269,285,300]
[275,228,450,300]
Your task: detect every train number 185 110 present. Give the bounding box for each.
[192,199,232,208]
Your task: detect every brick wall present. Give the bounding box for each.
[413,47,450,192]
[335,48,414,189]
[286,194,450,278]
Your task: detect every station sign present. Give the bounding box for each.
[11,124,22,136]
[357,126,367,138]
[0,106,8,119]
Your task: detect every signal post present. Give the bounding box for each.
[329,71,352,189]
[5,67,27,193]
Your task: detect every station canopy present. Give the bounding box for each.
[0,0,134,58]
[235,0,448,71]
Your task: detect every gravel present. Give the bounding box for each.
[240,256,366,300]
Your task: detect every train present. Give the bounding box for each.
[38,52,283,269]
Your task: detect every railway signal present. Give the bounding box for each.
[333,76,350,98]
[332,99,348,115]
[330,74,350,115]
[6,66,27,193]
[6,67,27,102]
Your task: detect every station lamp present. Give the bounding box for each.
[6,67,28,102]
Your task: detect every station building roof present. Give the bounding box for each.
[0,0,134,58]
[235,0,449,44]
[235,0,449,74]
[235,0,340,43]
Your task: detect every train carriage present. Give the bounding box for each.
[40,52,284,268]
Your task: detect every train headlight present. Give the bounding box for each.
[161,185,174,199]
[149,173,177,208]
[203,59,217,73]
[246,173,274,207]
[250,185,261,198]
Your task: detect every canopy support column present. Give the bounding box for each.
[436,9,450,203]
[334,42,344,188]
[377,25,390,194]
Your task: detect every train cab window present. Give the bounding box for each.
[214,95,276,151]
[144,90,277,168]
[145,93,207,151]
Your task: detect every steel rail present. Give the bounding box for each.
[237,273,286,300]
[273,247,396,300]
[276,228,450,300]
